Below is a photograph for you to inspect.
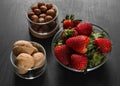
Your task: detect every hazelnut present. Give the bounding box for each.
[40,5,47,12]
[46,3,53,9]
[39,25,49,32]
[45,15,53,22]
[49,21,57,28]
[38,18,45,23]
[32,24,39,31]
[38,2,45,8]
[51,6,56,13]
[39,13,46,18]
[46,9,55,17]
[33,8,41,15]
[31,5,38,10]
[28,11,35,18]
[31,15,39,22]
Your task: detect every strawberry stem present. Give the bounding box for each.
[65,14,74,20]
[61,14,75,23]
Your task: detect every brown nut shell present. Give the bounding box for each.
[32,47,38,54]
[45,15,53,22]
[31,5,38,11]
[31,24,40,32]
[28,11,35,18]
[13,40,35,56]
[38,17,45,23]
[51,6,56,13]
[46,9,55,17]
[48,21,57,28]
[33,9,41,15]
[39,25,50,32]
[15,53,35,74]
[31,15,39,22]
[40,5,47,12]
[38,2,45,8]
[46,3,53,9]
[32,52,45,67]
[39,13,46,18]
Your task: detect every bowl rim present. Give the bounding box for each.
[51,24,111,72]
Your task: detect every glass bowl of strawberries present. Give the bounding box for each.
[52,15,112,72]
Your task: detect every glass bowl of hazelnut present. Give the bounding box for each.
[27,2,59,39]
[10,40,47,79]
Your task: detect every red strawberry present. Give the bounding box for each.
[73,29,78,36]
[54,44,71,65]
[76,22,93,36]
[66,35,90,54]
[73,20,82,27]
[63,20,74,29]
[94,38,112,54]
[71,54,88,70]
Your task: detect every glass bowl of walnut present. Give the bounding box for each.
[10,40,47,79]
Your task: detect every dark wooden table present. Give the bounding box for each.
[0,0,120,86]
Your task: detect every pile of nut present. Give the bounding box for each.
[28,2,57,23]
[27,2,58,33]
[12,40,45,74]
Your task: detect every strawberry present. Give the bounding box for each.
[66,35,90,54]
[94,38,112,54]
[63,20,74,29]
[71,54,88,70]
[54,44,71,65]
[61,28,78,41]
[73,29,78,36]
[62,15,82,29]
[73,19,82,27]
[62,15,75,29]
[76,22,93,36]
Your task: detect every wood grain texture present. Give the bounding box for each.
[0,0,120,86]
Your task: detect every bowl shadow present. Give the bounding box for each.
[54,62,111,86]
[14,70,48,86]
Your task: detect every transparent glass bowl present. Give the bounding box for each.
[10,41,47,79]
[52,24,111,72]
[26,3,59,39]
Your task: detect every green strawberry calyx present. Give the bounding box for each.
[62,29,75,38]
[54,38,63,47]
[62,14,82,23]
